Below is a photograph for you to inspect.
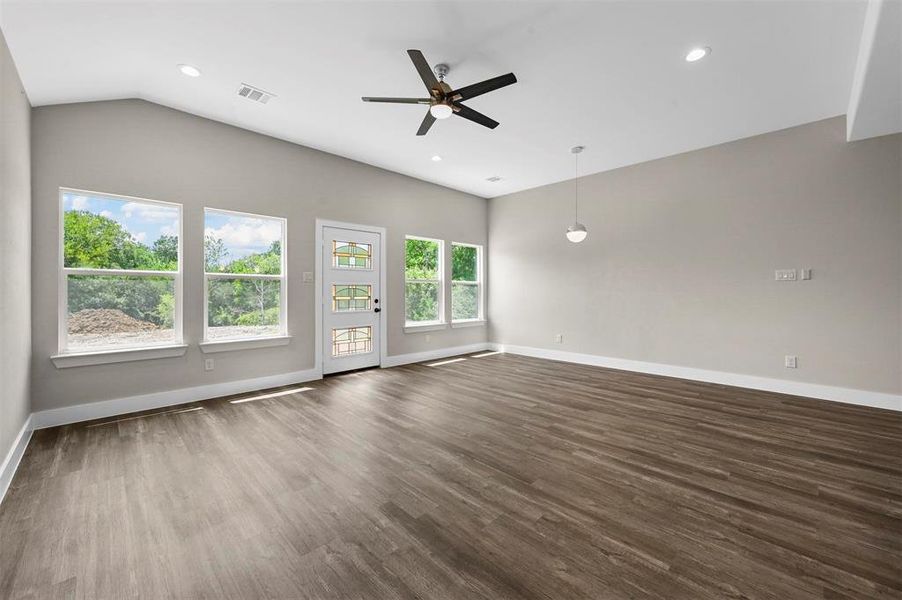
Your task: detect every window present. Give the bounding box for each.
[59,189,182,353]
[451,243,482,322]
[405,236,443,325]
[204,209,286,341]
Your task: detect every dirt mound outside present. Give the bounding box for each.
[68,309,158,334]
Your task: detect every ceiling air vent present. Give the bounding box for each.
[486,176,503,183]
[237,83,275,104]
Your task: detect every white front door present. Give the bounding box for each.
[322,226,381,374]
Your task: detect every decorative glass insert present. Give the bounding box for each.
[332,241,372,269]
[332,326,372,357]
[332,284,372,312]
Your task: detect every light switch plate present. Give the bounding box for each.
[302,271,314,283]
[775,269,797,281]
[800,268,812,280]
[784,355,798,368]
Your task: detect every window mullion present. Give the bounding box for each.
[64,267,177,277]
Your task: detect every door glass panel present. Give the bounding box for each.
[332,284,372,312]
[332,241,372,269]
[332,326,372,357]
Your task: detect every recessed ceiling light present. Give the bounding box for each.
[431,155,442,162]
[178,64,201,77]
[685,47,710,62]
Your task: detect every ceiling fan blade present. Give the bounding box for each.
[451,73,517,101]
[452,103,499,129]
[362,97,431,104]
[416,110,436,136]
[407,49,440,92]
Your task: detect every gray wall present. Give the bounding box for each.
[31,99,487,411]
[0,29,32,453]
[489,117,901,394]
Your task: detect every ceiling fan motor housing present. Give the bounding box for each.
[433,63,450,81]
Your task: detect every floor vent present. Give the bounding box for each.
[237,83,276,104]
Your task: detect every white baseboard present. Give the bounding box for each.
[381,342,493,368]
[31,341,496,430]
[0,414,33,505]
[32,367,323,430]
[492,343,901,412]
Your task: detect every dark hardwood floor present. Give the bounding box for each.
[1,353,900,599]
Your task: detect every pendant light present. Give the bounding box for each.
[566,145,588,243]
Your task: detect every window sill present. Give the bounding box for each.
[51,344,188,369]
[200,336,292,353]
[404,321,448,333]
[451,319,486,329]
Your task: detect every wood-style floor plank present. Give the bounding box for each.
[1,353,899,599]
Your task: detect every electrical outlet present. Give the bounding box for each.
[204,358,215,371]
[775,269,797,281]
[784,355,798,369]
[302,271,314,283]
[425,334,431,343]
[554,334,563,343]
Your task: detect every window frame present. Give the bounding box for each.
[404,235,445,328]
[57,187,184,356]
[450,241,485,324]
[202,207,288,344]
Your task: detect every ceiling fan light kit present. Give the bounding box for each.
[362,49,517,136]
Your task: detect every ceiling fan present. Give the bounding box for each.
[362,49,517,136]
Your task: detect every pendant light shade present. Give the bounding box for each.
[566,222,588,243]
[566,145,587,243]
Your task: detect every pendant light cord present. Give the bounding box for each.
[574,150,579,222]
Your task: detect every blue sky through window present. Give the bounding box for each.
[204,209,283,262]
[63,191,179,246]
[62,193,282,262]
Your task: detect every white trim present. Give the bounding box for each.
[0,415,33,505]
[404,321,448,333]
[199,335,292,353]
[31,366,323,429]
[315,219,388,374]
[492,343,902,412]
[381,342,492,368]
[451,319,486,329]
[51,344,188,368]
[204,272,282,280]
[65,267,178,277]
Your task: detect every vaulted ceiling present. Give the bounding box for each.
[1,0,895,197]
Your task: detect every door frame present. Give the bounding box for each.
[315,219,388,374]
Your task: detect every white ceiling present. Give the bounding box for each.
[0,0,874,198]
[847,0,901,141]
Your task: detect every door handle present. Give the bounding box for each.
[374,307,382,313]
